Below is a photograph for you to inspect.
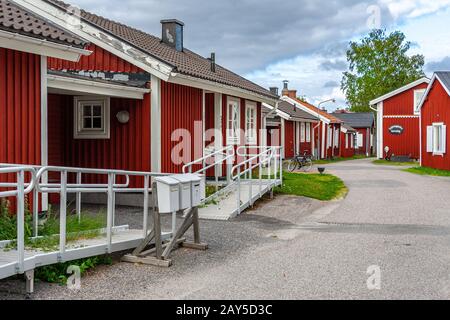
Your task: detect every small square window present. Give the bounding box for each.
[74,97,110,139]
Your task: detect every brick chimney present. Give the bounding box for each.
[161,19,184,52]
[281,80,297,99]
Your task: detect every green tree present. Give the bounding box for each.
[341,29,425,112]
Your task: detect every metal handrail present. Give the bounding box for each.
[182,145,234,174]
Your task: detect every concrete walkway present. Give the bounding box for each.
[1,158,449,299]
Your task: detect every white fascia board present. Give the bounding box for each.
[47,74,150,99]
[418,74,450,110]
[369,77,430,106]
[169,73,278,105]
[14,0,173,81]
[261,103,290,120]
[0,29,90,61]
[341,127,348,133]
[280,96,330,124]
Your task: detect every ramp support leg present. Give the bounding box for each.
[25,269,34,294]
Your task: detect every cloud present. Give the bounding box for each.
[320,60,348,71]
[324,81,340,88]
[426,57,450,72]
[380,0,450,19]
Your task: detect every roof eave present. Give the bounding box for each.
[369,77,430,106]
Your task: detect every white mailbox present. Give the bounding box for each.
[183,173,203,207]
[154,176,180,213]
[171,174,193,210]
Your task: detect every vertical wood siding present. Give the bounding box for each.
[383,83,429,116]
[47,93,151,187]
[383,117,420,159]
[48,44,144,73]
[421,81,450,170]
[160,81,203,173]
[284,121,295,158]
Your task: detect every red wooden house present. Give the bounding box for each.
[419,72,450,170]
[262,99,318,159]
[280,84,343,159]
[0,0,91,209]
[370,78,429,160]
[2,0,278,206]
[332,111,375,156]
[340,124,357,158]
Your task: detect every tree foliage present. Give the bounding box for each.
[341,29,425,112]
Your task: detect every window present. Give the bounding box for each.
[345,134,349,149]
[305,123,311,142]
[245,101,257,145]
[427,123,447,155]
[334,127,339,148]
[357,133,364,148]
[351,134,354,148]
[327,126,332,148]
[227,97,240,145]
[74,97,110,139]
[414,89,426,114]
[300,123,306,143]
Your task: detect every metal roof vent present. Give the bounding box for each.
[161,19,184,52]
[210,52,216,72]
[269,87,279,95]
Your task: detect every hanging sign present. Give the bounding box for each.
[389,125,404,135]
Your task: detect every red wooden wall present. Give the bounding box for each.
[340,132,355,158]
[47,93,151,187]
[382,83,428,159]
[0,48,41,211]
[161,81,203,173]
[421,80,450,170]
[284,121,295,158]
[48,44,143,73]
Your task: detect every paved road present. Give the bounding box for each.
[1,158,450,299]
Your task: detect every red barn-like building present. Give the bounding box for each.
[371,78,430,160]
[419,72,450,170]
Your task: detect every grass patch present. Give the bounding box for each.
[372,159,419,166]
[403,166,450,177]
[275,171,348,201]
[35,255,112,285]
[314,155,371,164]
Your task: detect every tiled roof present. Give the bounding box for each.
[331,112,374,128]
[290,97,342,123]
[435,71,450,93]
[277,100,317,121]
[0,0,86,48]
[44,0,278,100]
[342,123,356,132]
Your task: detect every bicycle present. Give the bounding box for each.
[285,151,313,172]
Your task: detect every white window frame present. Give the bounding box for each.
[300,122,306,143]
[351,134,354,148]
[327,126,332,148]
[245,101,257,145]
[413,89,426,115]
[305,123,311,143]
[334,127,339,148]
[430,122,446,155]
[345,133,349,149]
[74,96,110,139]
[227,97,241,145]
[357,133,364,148]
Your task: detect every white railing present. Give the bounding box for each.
[0,166,37,273]
[231,146,283,215]
[0,164,171,275]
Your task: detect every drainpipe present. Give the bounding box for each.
[263,101,280,147]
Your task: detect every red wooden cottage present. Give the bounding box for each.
[280,83,343,159]
[332,111,375,156]
[2,0,278,207]
[0,0,91,209]
[370,78,429,160]
[339,124,357,158]
[262,98,318,159]
[418,72,450,170]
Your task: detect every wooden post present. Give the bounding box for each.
[152,181,162,259]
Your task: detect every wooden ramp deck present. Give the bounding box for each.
[198,179,282,221]
[0,228,172,281]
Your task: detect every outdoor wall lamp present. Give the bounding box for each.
[116,111,130,124]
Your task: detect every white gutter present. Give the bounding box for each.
[47,74,151,99]
[0,29,91,61]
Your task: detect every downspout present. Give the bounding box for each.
[369,103,378,158]
[263,101,280,148]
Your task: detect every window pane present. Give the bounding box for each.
[93,105,102,116]
[93,118,102,129]
[83,105,92,117]
[83,118,92,129]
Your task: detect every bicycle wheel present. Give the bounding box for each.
[287,160,298,172]
[302,158,313,172]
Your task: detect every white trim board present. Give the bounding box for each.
[417,73,450,110]
[370,77,430,106]
[47,74,150,99]
[0,29,90,61]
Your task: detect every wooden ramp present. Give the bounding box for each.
[198,179,282,221]
[0,227,172,281]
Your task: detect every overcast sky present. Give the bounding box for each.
[67,0,450,109]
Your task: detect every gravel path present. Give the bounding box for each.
[1,158,450,300]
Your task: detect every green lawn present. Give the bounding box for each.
[372,159,419,166]
[275,171,348,201]
[403,166,450,177]
[314,155,371,164]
